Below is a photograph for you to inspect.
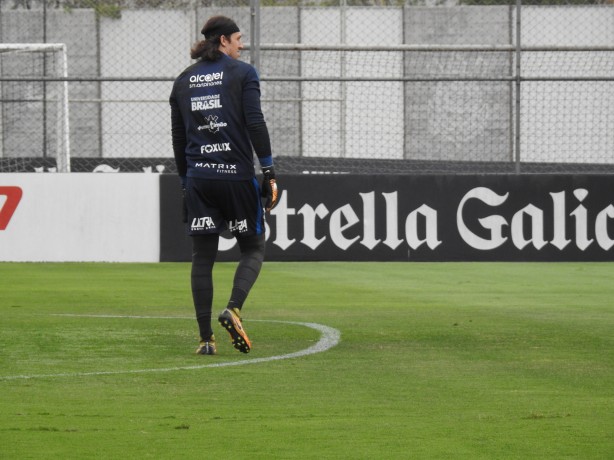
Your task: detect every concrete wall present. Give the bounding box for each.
[405,6,513,162]
[0,9,100,158]
[1,5,613,165]
[521,6,614,165]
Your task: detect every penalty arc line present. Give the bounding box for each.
[0,315,341,381]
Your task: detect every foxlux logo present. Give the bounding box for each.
[201,143,231,154]
[0,186,23,230]
[189,71,223,88]
[191,216,216,231]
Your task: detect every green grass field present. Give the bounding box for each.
[1,262,613,459]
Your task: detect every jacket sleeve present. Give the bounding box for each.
[242,67,272,165]
[170,86,188,178]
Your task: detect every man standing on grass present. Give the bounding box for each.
[170,15,278,355]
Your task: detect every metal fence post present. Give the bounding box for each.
[43,0,48,160]
[250,0,260,71]
[515,0,522,174]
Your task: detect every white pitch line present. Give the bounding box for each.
[0,315,341,381]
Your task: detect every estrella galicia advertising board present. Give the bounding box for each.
[160,174,614,262]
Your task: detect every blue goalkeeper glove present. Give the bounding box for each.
[261,166,278,212]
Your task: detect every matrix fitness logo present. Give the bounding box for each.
[0,186,23,230]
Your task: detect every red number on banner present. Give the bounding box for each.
[0,186,23,230]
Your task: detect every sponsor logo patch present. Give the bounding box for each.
[191,216,216,231]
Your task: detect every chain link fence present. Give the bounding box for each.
[1,0,613,173]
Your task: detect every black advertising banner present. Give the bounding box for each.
[160,174,614,262]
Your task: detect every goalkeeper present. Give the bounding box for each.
[170,15,278,355]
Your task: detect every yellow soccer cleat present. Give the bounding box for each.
[195,334,217,355]
[218,307,252,353]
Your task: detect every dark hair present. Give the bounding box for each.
[190,16,240,61]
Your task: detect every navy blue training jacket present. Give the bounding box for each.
[170,54,272,181]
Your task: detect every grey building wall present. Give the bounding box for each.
[404,6,513,162]
[1,5,613,167]
[1,9,100,158]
